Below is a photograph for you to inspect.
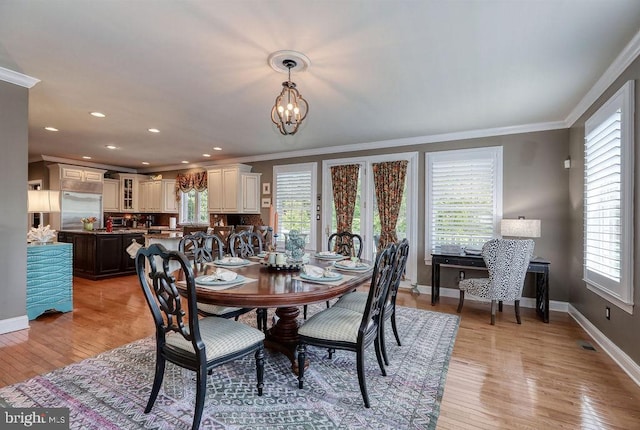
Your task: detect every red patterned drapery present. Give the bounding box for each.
[372,160,408,249]
[330,164,360,234]
[175,171,208,201]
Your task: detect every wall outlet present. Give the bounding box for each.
[605,307,611,320]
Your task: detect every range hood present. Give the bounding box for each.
[59,178,103,194]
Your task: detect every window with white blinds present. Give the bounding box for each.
[273,162,317,249]
[583,80,634,313]
[425,147,502,257]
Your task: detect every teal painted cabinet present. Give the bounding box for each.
[26,242,73,320]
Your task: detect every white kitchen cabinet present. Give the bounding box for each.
[139,180,162,212]
[59,164,104,183]
[162,180,178,213]
[103,179,120,212]
[113,173,146,212]
[207,164,261,214]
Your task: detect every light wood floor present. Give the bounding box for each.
[1,275,640,429]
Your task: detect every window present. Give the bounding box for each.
[584,80,634,313]
[179,189,208,224]
[273,162,317,249]
[425,147,502,259]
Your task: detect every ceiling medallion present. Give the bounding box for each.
[269,51,310,136]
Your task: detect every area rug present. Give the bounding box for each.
[0,305,459,429]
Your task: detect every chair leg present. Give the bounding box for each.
[192,365,208,430]
[490,300,496,325]
[326,300,330,308]
[145,355,166,413]
[297,344,306,389]
[374,333,387,376]
[255,346,265,396]
[457,290,465,313]
[303,305,308,320]
[515,300,522,324]
[391,310,402,347]
[379,321,389,366]
[499,301,503,312]
[256,308,267,333]
[356,346,371,408]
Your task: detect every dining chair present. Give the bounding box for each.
[234,224,254,233]
[135,243,265,430]
[332,238,409,365]
[211,225,234,252]
[457,238,535,325]
[328,231,363,258]
[296,243,396,408]
[228,231,263,258]
[178,232,266,331]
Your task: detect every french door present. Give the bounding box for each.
[321,152,418,284]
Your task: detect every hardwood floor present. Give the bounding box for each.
[2,275,640,428]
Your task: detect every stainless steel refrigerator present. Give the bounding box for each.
[60,191,103,230]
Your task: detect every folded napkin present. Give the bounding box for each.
[201,268,237,282]
[219,256,245,264]
[304,265,338,278]
[338,259,357,268]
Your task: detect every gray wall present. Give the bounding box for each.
[569,57,640,364]
[0,80,29,324]
[249,128,571,301]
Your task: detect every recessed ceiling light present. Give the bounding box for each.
[202,153,211,157]
[141,161,150,165]
[44,127,59,132]
[82,156,92,159]
[90,112,106,118]
[148,128,160,133]
[105,145,118,150]
[213,147,222,151]
[181,160,189,164]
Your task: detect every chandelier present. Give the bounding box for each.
[270,52,310,135]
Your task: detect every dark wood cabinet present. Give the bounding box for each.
[58,231,145,280]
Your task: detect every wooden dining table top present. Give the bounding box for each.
[179,256,374,308]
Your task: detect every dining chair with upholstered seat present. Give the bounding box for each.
[457,238,535,325]
[211,225,234,253]
[228,231,264,258]
[296,243,396,408]
[135,243,265,430]
[332,238,409,365]
[178,232,266,331]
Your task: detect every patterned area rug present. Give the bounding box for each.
[0,305,459,429]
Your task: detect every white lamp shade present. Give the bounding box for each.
[28,190,61,213]
[500,218,541,238]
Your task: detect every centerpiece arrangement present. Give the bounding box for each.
[81,216,98,231]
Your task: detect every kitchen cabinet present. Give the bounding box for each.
[54,164,104,183]
[207,164,261,214]
[162,179,179,213]
[113,173,147,212]
[103,178,120,211]
[138,180,162,212]
[58,231,145,279]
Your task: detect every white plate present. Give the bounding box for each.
[333,261,371,271]
[314,253,345,260]
[211,258,250,267]
[300,272,343,282]
[195,274,246,287]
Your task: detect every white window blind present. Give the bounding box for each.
[426,147,502,254]
[273,163,317,249]
[584,80,634,312]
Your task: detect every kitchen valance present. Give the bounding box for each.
[175,171,207,201]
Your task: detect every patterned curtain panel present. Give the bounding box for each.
[330,164,360,234]
[175,171,208,201]
[372,160,408,249]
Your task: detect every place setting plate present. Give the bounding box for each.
[299,272,343,282]
[195,274,246,289]
[209,258,251,267]
[333,260,371,271]
[314,252,346,260]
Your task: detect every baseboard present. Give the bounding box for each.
[568,304,640,387]
[0,315,29,335]
[406,284,568,313]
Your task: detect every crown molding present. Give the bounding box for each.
[0,66,40,88]
[38,155,137,173]
[565,29,640,127]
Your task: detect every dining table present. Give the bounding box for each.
[176,254,374,372]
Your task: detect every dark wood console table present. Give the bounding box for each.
[430,252,550,323]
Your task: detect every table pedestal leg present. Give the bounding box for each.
[265,306,308,373]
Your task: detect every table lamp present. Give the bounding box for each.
[500,217,541,239]
[27,190,61,243]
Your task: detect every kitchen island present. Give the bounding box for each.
[58,229,147,279]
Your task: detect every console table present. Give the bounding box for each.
[26,242,73,320]
[430,252,550,323]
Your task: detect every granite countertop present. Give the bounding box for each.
[145,232,184,239]
[60,229,149,235]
